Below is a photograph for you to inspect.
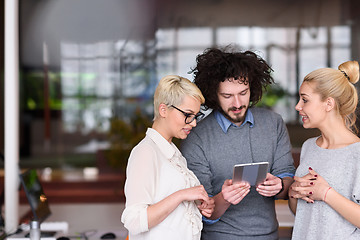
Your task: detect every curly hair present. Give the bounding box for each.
[189,46,274,110]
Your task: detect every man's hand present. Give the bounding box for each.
[256,173,283,197]
[221,179,250,205]
[209,180,251,220]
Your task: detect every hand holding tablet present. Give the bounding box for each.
[232,162,269,186]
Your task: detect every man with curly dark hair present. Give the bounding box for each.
[181,46,295,240]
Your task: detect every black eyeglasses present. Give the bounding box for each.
[170,105,205,124]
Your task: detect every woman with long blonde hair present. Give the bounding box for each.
[289,61,360,239]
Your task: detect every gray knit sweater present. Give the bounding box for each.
[181,108,295,240]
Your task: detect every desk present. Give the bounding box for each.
[275,200,295,227]
[10,203,128,240]
[10,201,293,240]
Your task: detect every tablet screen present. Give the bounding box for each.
[232,162,269,186]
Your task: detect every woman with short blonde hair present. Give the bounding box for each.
[153,75,205,121]
[122,75,213,240]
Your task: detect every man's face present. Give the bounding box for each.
[217,78,250,127]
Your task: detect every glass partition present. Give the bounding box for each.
[7,0,359,169]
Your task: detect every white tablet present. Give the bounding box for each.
[232,162,269,186]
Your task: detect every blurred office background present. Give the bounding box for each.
[0,0,359,202]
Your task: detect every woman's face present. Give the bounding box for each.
[295,82,327,129]
[167,95,202,141]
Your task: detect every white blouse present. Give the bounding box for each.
[121,128,203,240]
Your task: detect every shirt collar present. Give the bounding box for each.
[146,128,176,159]
[214,108,254,133]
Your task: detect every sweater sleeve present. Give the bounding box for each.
[270,113,295,177]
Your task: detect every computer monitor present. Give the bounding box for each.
[19,169,51,223]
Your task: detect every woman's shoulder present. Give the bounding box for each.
[347,140,360,153]
[300,137,319,151]
[126,136,160,172]
[129,136,157,159]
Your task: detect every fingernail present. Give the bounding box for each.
[309,192,313,195]
[314,175,318,177]
[310,182,314,185]
[309,167,313,170]
[290,196,294,198]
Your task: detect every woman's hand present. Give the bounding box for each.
[179,185,215,218]
[289,170,317,203]
[290,167,331,203]
[197,197,215,218]
[147,185,212,229]
[306,168,331,201]
[179,185,211,203]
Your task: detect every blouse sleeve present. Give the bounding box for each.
[121,142,158,234]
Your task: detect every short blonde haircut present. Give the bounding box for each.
[303,60,359,133]
[153,75,205,120]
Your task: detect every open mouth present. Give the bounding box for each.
[230,106,245,114]
[301,115,308,122]
[183,128,192,135]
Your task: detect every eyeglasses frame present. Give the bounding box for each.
[170,105,205,124]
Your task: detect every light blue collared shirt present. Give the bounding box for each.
[214,109,254,133]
